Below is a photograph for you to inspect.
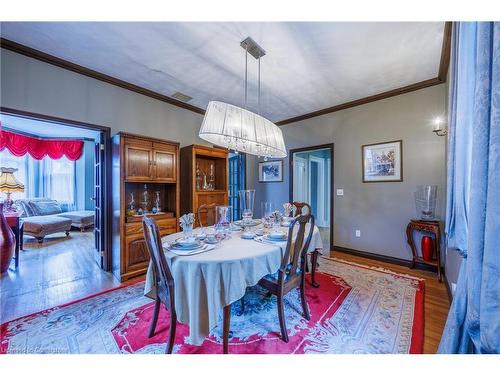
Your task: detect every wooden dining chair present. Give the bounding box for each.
[292,201,312,215]
[142,216,177,354]
[257,212,315,342]
[197,203,217,228]
[291,201,320,288]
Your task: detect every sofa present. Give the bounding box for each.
[16,198,94,243]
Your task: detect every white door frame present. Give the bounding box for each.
[308,155,326,226]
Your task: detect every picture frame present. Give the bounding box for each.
[362,140,403,183]
[258,160,283,182]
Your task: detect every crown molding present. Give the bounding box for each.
[0,38,206,116]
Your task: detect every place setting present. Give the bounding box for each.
[163,213,217,256]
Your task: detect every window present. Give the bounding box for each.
[0,149,76,205]
[41,156,76,204]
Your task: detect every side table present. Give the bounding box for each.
[5,211,23,269]
[405,219,442,282]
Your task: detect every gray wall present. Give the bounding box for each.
[0,49,208,147]
[248,84,447,261]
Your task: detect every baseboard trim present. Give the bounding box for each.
[332,246,439,273]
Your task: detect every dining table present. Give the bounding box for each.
[143,221,324,353]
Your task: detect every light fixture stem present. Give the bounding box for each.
[244,44,248,108]
[258,56,261,115]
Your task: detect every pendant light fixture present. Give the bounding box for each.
[199,37,287,159]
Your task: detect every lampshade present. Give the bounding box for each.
[0,167,25,193]
[199,101,287,159]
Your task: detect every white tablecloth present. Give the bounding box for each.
[143,224,323,345]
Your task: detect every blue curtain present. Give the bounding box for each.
[439,22,500,353]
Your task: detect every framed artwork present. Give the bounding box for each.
[258,160,283,182]
[362,140,403,182]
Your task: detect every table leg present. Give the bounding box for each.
[20,225,24,252]
[13,225,19,269]
[223,305,231,354]
[310,250,320,288]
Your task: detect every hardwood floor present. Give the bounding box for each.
[0,230,120,324]
[329,250,450,354]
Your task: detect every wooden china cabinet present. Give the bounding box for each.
[112,132,180,281]
[180,144,229,227]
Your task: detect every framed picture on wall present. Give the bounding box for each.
[362,140,403,182]
[258,160,283,182]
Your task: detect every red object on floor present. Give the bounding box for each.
[421,236,434,261]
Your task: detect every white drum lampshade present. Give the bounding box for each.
[199,101,287,159]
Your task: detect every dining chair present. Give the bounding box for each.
[142,216,177,354]
[197,203,217,228]
[257,211,315,342]
[292,201,312,215]
[291,201,320,288]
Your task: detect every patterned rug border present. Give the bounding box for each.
[322,256,426,282]
[320,256,425,354]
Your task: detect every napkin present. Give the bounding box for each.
[179,213,194,228]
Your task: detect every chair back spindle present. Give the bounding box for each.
[197,203,217,228]
[279,212,315,281]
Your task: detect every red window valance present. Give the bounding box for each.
[0,129,84,161]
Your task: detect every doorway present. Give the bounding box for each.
[290,144,333,250]
[0,108,117,323]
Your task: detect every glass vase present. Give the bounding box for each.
[182,223,194,240]
[414,185,438,220]
[239,189,255,225]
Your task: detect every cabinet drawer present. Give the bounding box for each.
[196,193,227,206]
[125,218,177,236]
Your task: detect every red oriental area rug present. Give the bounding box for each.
[1,257,424,354]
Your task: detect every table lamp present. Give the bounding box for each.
[0,167,25,212]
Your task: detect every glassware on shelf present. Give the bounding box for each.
[208,164,215,190]
[239,189,255,231]
[195,163,202,191]
[127,192,136,216]
[414,185,438,220]
[141,184,149,213]
[152,190,161,214]
[203,175,209,191]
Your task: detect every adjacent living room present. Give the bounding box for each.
[0,113,116,322]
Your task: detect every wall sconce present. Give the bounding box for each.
[432,117,448,136]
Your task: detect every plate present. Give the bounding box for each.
[233,219,260,227]
[172,238,203,250]
[264,233,287,242]
[241,232,255,239]
[204,237,219,244]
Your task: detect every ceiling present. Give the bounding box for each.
[0,22,445,123]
